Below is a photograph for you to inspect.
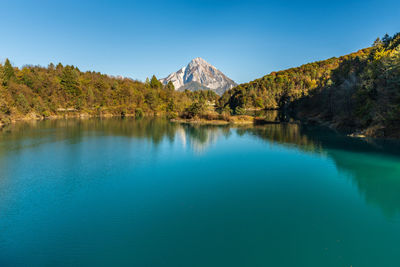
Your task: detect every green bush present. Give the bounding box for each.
[182,102,205,119]
[135,108,144,119]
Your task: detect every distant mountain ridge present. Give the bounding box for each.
[160,57,237,95]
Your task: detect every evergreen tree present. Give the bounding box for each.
[166,81,175,91]
[150,75,162,89]
[60,66,81,97]
[2,59,15,85]
[373,37,383,47]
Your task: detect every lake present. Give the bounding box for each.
[0,118,400,266]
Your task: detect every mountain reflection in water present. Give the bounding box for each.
[1,118,400,217]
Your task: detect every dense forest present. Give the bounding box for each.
[293,33,400,137]
[1,33,399,137]
[0,62,218,125]
[219,33,400,138]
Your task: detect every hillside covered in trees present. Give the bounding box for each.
[0,62,218,125]
[218,33,400,138]
[1,33,399,138]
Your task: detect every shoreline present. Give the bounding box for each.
[1,112,398,140]
[0,113,280,128]
[171,115,255,126]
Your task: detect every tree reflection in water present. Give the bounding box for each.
[1,118,400,217]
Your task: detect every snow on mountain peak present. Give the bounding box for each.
[160,58,237,95]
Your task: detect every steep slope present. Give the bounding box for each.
[219,33,400,138]
[218,50,368,111]
[160,57,237,95]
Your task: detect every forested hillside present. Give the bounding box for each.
[0,62,218,125]
[218,48,372,112]
[1,33,399,138]
[294,33,400,137]
[219,33,400,138]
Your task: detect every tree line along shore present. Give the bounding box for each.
[1,33,399,138]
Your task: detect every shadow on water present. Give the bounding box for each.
[242,124,400,217]
[1,118,400,216]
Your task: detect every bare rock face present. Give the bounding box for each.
[160,57,237,95]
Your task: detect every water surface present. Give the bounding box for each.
[0,118,400,266]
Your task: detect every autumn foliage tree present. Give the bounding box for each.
[0,62,218,124]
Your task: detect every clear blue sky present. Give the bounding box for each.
[1,0,399,83]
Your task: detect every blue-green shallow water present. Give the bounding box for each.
[0,118,400,267]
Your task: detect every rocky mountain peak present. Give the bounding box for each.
[160,58,237,95]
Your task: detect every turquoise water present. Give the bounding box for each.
[0,118,400,266]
